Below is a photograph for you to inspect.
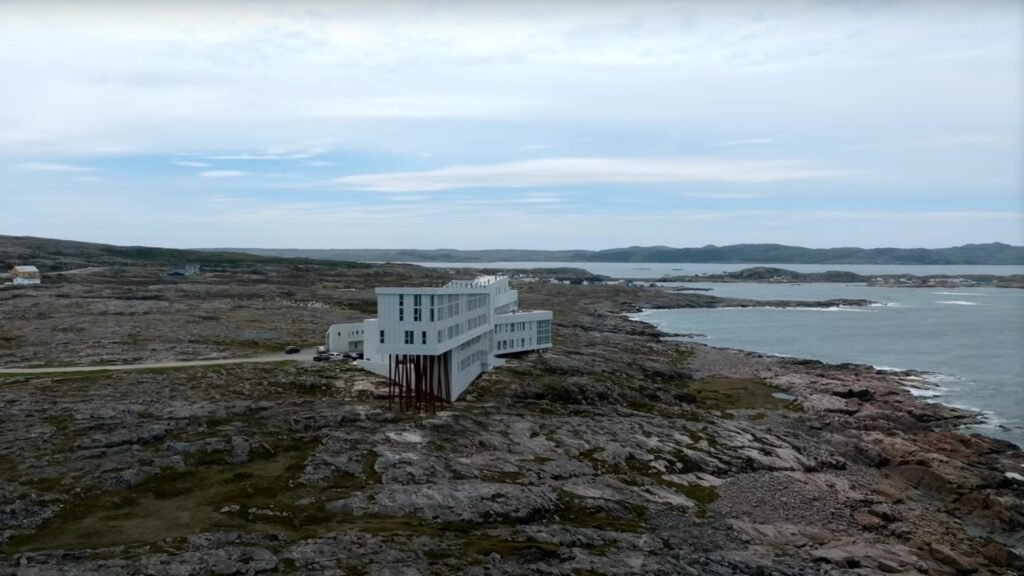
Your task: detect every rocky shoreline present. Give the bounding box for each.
[1,274,1021,575]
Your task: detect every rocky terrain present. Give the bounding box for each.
[0,264,1021,575]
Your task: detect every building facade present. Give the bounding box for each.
[325,275,552,408]
[10,266,41,286]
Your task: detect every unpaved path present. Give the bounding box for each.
[0,349,316,374]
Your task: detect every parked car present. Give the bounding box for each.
[285,346,301,354]
[313,352,330,362]
[327,352,342,360]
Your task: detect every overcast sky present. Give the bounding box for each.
[1,0,1022,249]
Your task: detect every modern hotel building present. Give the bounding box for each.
[326,276,552,408]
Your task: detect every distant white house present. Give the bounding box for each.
[326,275,553,409]
[167,264,200,277]
[10,266,41,286]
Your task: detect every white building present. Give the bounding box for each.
[326,275,552,409]
[10,266,41,286]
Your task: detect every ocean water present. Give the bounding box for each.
[409,261,1024,278]
[631,283,1024,446]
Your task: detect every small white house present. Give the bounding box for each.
[10,266,41,286]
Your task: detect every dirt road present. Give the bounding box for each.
[0,349,317,374]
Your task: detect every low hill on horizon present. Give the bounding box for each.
[208,242,1024,265]
[0,235,371,272]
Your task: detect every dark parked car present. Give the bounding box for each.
[313,353,329,362]
[285,346,301,354]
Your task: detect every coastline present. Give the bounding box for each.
[626,295,1023,449]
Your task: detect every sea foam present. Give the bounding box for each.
[935,300,979,306]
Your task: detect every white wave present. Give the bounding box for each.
[933,291,985,296]
[713,306,868,312]
[935,300,979,306]
[907,388,945,398]
[870,302,903,308]
[873,365,906,372]
[922,373,966,388]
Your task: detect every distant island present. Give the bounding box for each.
[208,242,1024,265]
[653,266,1024,289]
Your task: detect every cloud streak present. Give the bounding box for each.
[18,162,95,172]
[169,160,212,167]
[200,170,249,178]
[715,138,773,147]
[333,157,856,192]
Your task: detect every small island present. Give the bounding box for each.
[654,266,1024,289]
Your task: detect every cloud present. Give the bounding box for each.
[304,160,335,167]
[76,176,99,182]
[679,192,765,199]
[205,153,316,161]
[0,2,1017,159]
[18,162,95,172]
[715,138,773,147]
[852,133,1012,151]
[332,157,856,192]
[169,160,212,167]
[518,144,555,151]
[200,170,249,178]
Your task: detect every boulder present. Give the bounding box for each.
[929,543,978,574]
[980,542,1022,567]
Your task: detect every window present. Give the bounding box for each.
[421,331,427,344]
[414,308,421,322]
[380,330,385,344]
[404,330,414,345]
[537,319,551,345]
[430,308,434,322]
[437,329,444,343]
[414,294,422,306]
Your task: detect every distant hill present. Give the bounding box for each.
[0,235,371,272]
[212,243,1024,265]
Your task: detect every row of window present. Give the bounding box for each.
[466,294,488,312]
[459,349,488,371]
[497,337,533,351]
[495,321,532,334]
[393,293,497,325]
[466,312,488,331]
[458,335,488,371]
[404,330,429,345]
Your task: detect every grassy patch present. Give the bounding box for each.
[670,349,694,368]
[677,485,718,506]
[555,490,645,533]
[687,378,802,412]
[480,470,523,483]
[0,370,117,381]
[3,440,323,553]
[461,535,560,560]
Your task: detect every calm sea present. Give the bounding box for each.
[632,283,1024,447]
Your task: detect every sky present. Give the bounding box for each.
[0,0,1022,250]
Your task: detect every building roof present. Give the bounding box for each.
[12,265,39,273]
